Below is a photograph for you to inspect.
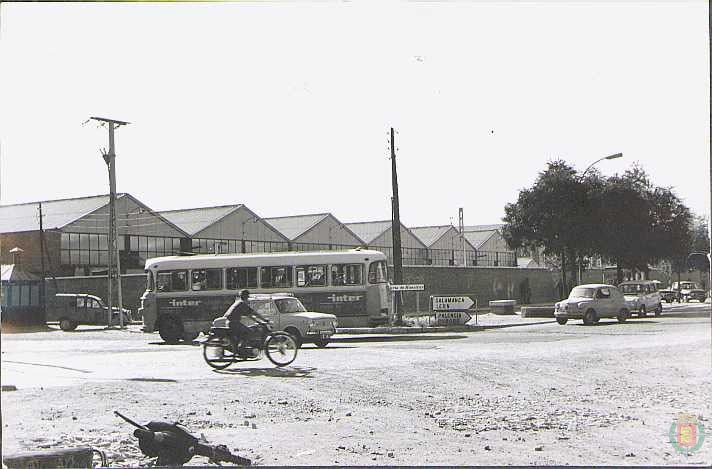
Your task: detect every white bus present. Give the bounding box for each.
[139,249,390,342]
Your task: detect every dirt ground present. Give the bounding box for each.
[2,312,711,466]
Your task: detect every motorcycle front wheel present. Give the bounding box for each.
[202,335,236,370]
[264,332,298,367]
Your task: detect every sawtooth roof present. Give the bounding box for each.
[464,224,503,232]
[409,225,456,247]
[344,220,394,244]
[1,194,113,233]
[262,213,331,241]
[158,205,244,237]
[0,193,189,236]
[463,230,497,249]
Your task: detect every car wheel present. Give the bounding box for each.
[638,305,646,318]
[556,317,568,325]
[59,318,77,331]
[654,304,662,317]
[582,309,597,326]
[283,327,302,348]
[313,338,330,348]
[617,309,628,323]
[159,316,184,344]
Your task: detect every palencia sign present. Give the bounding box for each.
[435,310,472,326]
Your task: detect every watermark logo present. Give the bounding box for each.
[669,413,705,453]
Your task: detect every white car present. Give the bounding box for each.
[618,280,663,317]
[245,293,338,348]
[554,284,629,326]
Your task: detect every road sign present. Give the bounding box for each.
[435,310,472,325]
[432,296,474,311]
[390,284,424,291]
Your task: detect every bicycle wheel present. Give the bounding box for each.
[202,335,235,370]
[264,332,298,367]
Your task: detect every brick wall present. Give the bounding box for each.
[396,265,558,310]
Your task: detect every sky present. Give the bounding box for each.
[0,1,709,229]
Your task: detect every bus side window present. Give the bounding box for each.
[296,265,326,287]
[227,267,258,289]
[261,266,292,288]
[191,269,206,291]
[157,270,188,292]
[171,271,188,291]
[331,264,363,286]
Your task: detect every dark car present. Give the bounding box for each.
[49,293,132,331]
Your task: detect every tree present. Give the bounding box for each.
[502,160,596,295]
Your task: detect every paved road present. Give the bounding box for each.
[2,301,710,466]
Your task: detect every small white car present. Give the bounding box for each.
[554,284,629,326]
[245,293,338,348]
[618,281,663,317]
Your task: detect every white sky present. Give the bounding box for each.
[0,1,709,228]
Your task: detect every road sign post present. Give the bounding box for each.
[389,285,425,326]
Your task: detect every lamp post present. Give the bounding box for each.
[577,152,623,285]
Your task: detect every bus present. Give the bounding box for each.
[139,249,390,342]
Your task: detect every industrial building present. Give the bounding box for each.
[0,193,522,278]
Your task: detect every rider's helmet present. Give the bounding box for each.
[239,289,250,300]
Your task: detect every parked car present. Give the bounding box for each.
[554,284,629,326]
[49,293,132,331]
[658,285,679,303]
[244,293,338,348]
[618,280,663,317]
[671,281,707,303]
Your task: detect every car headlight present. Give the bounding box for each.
[307,321,317,331]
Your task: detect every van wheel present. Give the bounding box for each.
[582,309,597,326]
[654,304,662,316]
[159,316,184,344]
[556,317,568,325]
[638,305,646,317]
[59,318,77,331]
[183,331,200,342]
[617,309,628,323]
[284,327,302,348]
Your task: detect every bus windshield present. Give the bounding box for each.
[275,298,307,314]
[368,261,388,283]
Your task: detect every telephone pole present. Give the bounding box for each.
[90,117,130,329]
[38,203,47,323]
[390,127,404,325]
[458,208,465,266]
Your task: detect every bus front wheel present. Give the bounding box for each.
[159,316,184,344]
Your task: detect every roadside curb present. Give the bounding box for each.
[335,318,556,336]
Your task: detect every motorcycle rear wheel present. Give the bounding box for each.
[202,335,236,370]
[264,332,298,367]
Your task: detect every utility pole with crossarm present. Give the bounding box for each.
[90,116,130,329]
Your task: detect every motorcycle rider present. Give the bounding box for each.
[223,289,269,350]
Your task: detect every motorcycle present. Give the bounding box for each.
[201,317,298,369]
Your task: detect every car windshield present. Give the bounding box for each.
[620,284,643,294]
[274,298,307,314]
[569,287,596,299]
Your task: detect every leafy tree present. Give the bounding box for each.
[502,160,595,295]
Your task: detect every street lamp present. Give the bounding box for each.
[577,152,623,285]
[581,153,623,177]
